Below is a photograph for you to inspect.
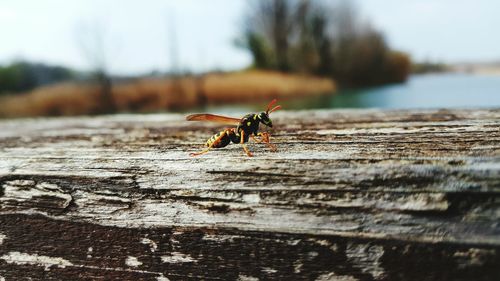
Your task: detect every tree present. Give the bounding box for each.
[241,0,303,71]
[0,62,74,95]
[75,21,116,114]
[240,0,411,87]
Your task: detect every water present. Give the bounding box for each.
[284,73,500,110]
[202,73,500,113]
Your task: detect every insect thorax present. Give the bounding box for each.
[238,114,260,136]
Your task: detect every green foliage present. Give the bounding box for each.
[0,61,74,95]
[245,32,276,69]
[241,0,412,87]
[0,63,35,93]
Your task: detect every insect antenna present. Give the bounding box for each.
[266,99,281,115]
[269,105,281,114]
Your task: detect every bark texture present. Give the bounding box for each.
[0,108,499,280]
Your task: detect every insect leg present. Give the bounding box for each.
[250,134,263,143]
[255,132,277,152]
[240,131,253,157]
[190,131,227,157]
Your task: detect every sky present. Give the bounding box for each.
[0,0,499,75]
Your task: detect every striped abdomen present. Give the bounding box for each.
[206,129,239,148]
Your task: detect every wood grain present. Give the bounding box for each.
[0,108,499,280]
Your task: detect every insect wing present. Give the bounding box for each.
[186,114,240,125]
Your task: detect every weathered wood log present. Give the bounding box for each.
[0,108,499,280]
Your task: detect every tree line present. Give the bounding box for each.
[1,1,412,96]
[0,61,75,95]
[238,0,411,87]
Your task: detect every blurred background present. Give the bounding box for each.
[0,0,499,118]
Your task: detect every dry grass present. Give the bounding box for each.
[112,77,201,112]
[0,83,102,118]
[0,70,335,118]
[203,70,335,102]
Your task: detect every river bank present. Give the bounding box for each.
[274,73,500,110]
[0,70,335,118]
